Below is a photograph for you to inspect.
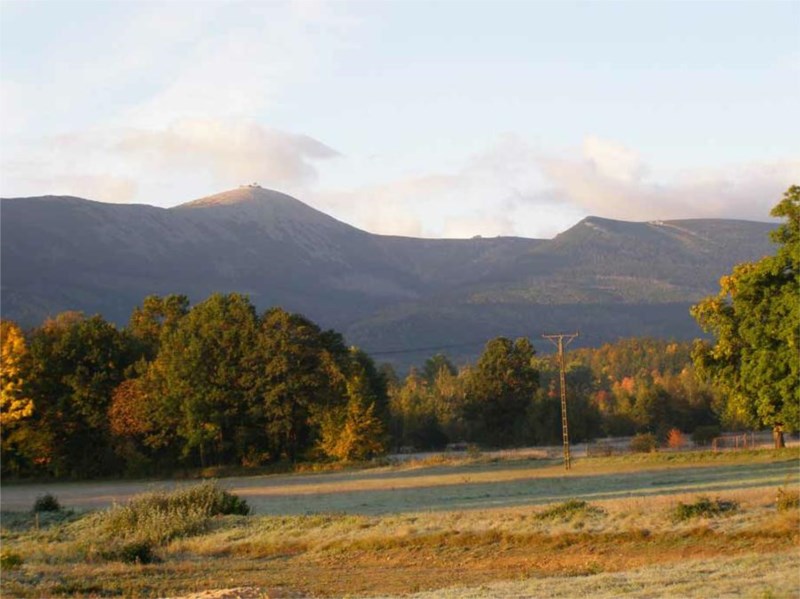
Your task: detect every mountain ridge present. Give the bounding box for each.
[0,188,777,365]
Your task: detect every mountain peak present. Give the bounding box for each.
[176,185,301,209]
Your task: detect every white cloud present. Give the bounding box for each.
[115,119,338,189]
[582,136,646,182]
[311,135,548,238]
[537,137,799,222]
[121,2,357,129]
[1,119,338,204]
[309,135,797,239]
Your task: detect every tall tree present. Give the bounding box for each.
[20,312,137,476]
[692,186,800,446]
[249,308,350,461]
[422,353,457,385]
[146,293,259,466]
[127,294,190,360]
[1,320,34,426]
[318,365,387,461]
[465,337,539,447]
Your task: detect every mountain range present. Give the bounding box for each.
[0,186,777,366]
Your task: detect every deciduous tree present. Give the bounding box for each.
[0,320,33,426]
[692,186,800,446]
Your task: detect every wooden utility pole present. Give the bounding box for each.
[542,332,579,470]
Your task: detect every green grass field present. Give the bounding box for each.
[1,449,798,598]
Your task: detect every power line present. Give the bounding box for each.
[366,339,490,356]
[364,329,586,357]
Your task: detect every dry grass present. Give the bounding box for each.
[404,550,800,599]
[1,448,798,598]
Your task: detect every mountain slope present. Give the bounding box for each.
[0,187,776,364]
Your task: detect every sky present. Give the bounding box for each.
[1,0,798,239]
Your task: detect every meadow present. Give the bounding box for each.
[1,448,798,598]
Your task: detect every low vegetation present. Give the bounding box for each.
[534,499,605,521]
[87,481,249,549]
[776,485,800,511]
[672,496,739,521]
[1,450,797,598]
[31,493,61,513]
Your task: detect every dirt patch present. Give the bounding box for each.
[170,588,303,599]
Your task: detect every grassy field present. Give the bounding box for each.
[1,448,798,598]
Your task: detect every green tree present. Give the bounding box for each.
[249,308,351,462]
[127,294,189,360]
[17,312,137,476]
[691,186,800,446]
[146,294,259,466]
[465,337,539,447]
[422,353,457,385]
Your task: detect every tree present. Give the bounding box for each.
[249,307,351,462]
[422,353,457,385]
[691,186,800,447]
[1,320,34,426]
[127,294,189,360]
[318,367,386,461]
[465,337,539,447]
[146,293,259,466]
[107,378,158,473]
[18,312,138,476]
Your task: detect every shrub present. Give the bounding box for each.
[667,428,686,449]
[90,481,249,547]
[0,550,23,570]
[32,493,61,512]
[536,499,605,521]
[102,541,158,564]
[776,487,800,511]
[673,496,738,521]
[630,433,657,453]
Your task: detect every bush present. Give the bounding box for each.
[667,428,686,449]
[535,499,605,521]
[630,433,657,453]
[673,496,738,521]
[102,541,158,564]
[32,493,61,512]
[776,487,800,511]
[0,550,23,570]
[90,481,249,547]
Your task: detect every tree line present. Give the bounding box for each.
[385,337,720,452]
[3,296,721,478]
[1,296,388,477]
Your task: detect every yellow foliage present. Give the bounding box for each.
[0,320,34,426]
[319,374,386,462]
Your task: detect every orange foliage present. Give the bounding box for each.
[108,379,152,437]
[667,428,686,449]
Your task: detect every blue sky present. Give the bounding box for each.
[1,0,797,238]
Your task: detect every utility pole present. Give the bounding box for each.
[542,332,579,470]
